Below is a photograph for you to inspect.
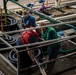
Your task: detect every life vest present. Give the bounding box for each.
[41,27,60,47]
[19,30,38,44]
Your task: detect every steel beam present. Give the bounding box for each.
[0,34,76,52]
[0,20,75,34]
[7,0,57,22]
[4,0,76,35]
[20,51,76,71]
[5,0,69,22]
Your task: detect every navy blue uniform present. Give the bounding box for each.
[22,14,36,27]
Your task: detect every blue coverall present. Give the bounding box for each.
[22,14,36,27]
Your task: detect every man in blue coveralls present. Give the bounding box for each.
[22,11,36,28]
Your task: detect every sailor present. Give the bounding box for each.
[39,22,61,75]
[22,11,36,29]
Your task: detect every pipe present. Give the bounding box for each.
[59,47,76,53]
[6,0,65,23]
[0,30,75,54]
[18,35,76,53]
[2,20,76,34]
[7,9,22,18]
[54,13,76,20]
[20,51,76,71]
[6,0,76,33]
[8,0,55,22]
[68,40,76,46]
[7,0,76,10]
[0,34,76,52]
[7,0,76,32]
[7,0,74,23]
